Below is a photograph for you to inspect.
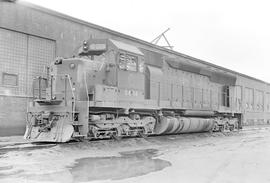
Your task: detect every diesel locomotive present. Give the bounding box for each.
[24,38,240,142]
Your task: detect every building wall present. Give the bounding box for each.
[0,2,114,57]
[0,96,27,136]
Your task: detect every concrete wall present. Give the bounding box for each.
[0,96,27,136]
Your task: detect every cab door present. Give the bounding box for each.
[235,85,242,112]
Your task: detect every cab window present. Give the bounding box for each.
[126,54,137,71]
[119,53,138,72]
[138,58,145,73]
[119,53,126,70]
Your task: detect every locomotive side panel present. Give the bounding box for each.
[265,90,270,124]
[159,58,236,112]
[145,65,163,102]
[236,75,270,126]
[117,70,145,101]
[210,83,219,110]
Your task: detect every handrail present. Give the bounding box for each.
[50,75,53,100]
[64,75,67,106]
[66,74,76,121]
[84,72,90,108]
[32,76,47,100]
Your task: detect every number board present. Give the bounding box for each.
[89,43,107,51]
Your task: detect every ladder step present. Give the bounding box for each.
[72,134,86,138]
[72,123,83,126]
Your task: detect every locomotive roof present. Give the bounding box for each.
[17,1,269,85]
[109,39,144,56]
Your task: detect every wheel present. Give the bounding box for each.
[234,122,239,130]
[111,133,122,141]
[219,125,225,132]
[111,127,122,141]
[138,127,149,138]
[88,126,98,139]
[229,125,234,131]
[212,122,219,132]
[225,122,230,131]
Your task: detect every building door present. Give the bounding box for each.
[0,28,28,96]
[0,28,56,96]
[235,85,242,111]
[0,28,55,136]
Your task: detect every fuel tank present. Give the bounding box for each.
[154,116,182,135]
[180,118,214,133]
[154,116,214,135]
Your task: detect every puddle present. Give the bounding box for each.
[0,165,24,179]
[68,148,171,182]
[0,166,13,171]
[21,149,171,183]
[0,169,24,178]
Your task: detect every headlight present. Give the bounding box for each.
[69,63,76,69]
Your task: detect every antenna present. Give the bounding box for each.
[151,28,173,50]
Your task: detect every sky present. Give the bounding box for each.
[24,0,270,82]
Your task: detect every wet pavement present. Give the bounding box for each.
[0,126,270,183]
[23,149,171,183]
[69,149,170,182]
[0,137,172,183]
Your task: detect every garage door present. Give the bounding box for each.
[0,28,28,96]
[27,35,55,95]
[0,28,55,96]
